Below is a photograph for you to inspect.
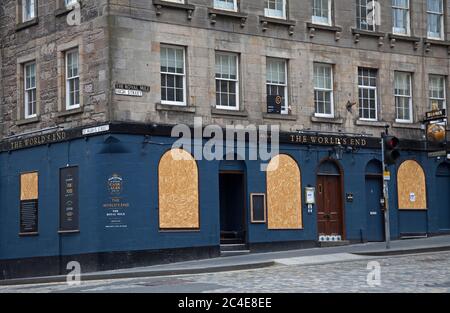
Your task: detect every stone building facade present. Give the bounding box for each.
[0,0,450,279]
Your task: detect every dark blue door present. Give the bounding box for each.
[365,176,384,241]
[437,163,450,231]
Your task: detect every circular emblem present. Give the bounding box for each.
[427,123,446,143]
[108,174,123,195]
[275,95,282,106]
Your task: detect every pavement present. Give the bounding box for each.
[1,235,450,286]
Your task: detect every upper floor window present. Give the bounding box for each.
[24,62,37,119]
[358,67,378,121]
[22,0,36,22]
[394,72,413,123]
[427,0,444,39]
[265,0,286,19]
[65,49,80,110]
[164,0,185,3]
[312,0,332,25]
[392,0,410,35]
[266,58,288,114]
[429,75,446,109]
[314,63,334,117]
[214,0,237,11]
[65,0,78,7]
[215,52,239,110]
[356,0,376,31]
[160,45,186,106]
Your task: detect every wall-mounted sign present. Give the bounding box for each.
[9,131,67,151]
[425,109,446,121]
[250,193,266,223]
[409,192,416,202]
[267,95,283,114]
[305,187,315,204]
[104,174,129,229]
[82,125,110,136]
[383,170,391,181]
[424,108,447,158]
[59,167,79,232]
[20,200,38,235]
[114,83,150,97]
[346,193,354,203]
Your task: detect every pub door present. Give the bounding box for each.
[317,174,344,237]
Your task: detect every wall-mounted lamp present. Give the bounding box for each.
[330,144,345,160]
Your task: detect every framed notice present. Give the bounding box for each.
[19,172,39,235]
[59,166,79,232]
[267,95,282,114]
[250,193,266,223]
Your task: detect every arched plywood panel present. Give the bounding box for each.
[266,154,302,229]
[158,149,199,229]
[397,160,427,210]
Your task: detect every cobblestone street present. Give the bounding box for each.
[1,251,450,293]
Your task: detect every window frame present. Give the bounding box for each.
[358,68,378,121]
[313,63,334,118]
[429,74,447,110]
[65,48,80,110]
[312,0,332,26]
[427,0,445,40]
[160,44,187,106]
[356,0,376,31]
[392,0,411,36]
[22,0,36,23]
[264,0,287,20]
[65,0,78,7]
[266,57,289,115]
[213,0,238,12]
[24,61,37,119]
[215,52,240,111]
[394,71,413,123]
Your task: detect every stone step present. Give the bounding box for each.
[220,244,248,252]
[220,250,251,257]
[318,240,351,248]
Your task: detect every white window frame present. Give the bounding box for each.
[266,58,289,115]
[429,75,447,110]
[357,0,376,31]
[65,49,80,110]
[160,45,187,106]
[22,0,36,23]
[163,0,185,3]
[65,0,78,7]
[264,0,287,19]
[312,0,332,26]
[313,63,334,118]
[213,0,238,12]
[427,0,445,40]
[394,72,413,123]
[215,52,240,111]
[358,68,378,121]
[24,61,37,119]
[392,0,411,36]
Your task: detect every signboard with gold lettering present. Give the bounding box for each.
[104,174,129,229]
[59,167,79,232]
[424,107,447,158]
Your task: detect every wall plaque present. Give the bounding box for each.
[251,193,266,223]
[60,167,79,232]
[20,199,38,234]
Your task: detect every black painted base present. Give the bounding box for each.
[0,246,220,280]
[248,240,318,253]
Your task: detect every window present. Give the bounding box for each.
[24,62,37,119]
[357,0,376,31]
[427,0,444,39]
[267,58,288,114]
[392,0,410,35]
[65,49,80,110]
[358,68,378,120]
[312,0,331,25]
[160,45,186,106]
[164,0,185,3]
[394,72,413,123]
[22,0,36,22]
[214,0,237,11]
[65,0,78,7]
[265,0,286,19]
[429,75,446,109]
[314,63,334,117]
[215,52,239,110]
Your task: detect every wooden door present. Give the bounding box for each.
[317,175,343,236]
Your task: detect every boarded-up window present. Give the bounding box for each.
[20,172,39,235]
[397,160,427,210]
[158,149,199,229]
[266,154,302,229]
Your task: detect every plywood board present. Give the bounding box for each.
[397,160,427,210]
[158,149,199,229]
[267,154,302,229]
[20,172,38,201]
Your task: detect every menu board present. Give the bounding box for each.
[59,167,79,231]
[20,199,38,234]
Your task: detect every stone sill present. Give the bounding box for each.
[55,7,73,17]
[153,0,195,11]
[15,18,39,32]
[355,120,388,127]
[156,103,196,113]
[311,116,344,124]
[16,116,40,126]
[388,33,421,42]
[306,22,342,33]
[423,38,450,46]
[351,28,385,38]
[392,122,422,130]
[211,108,248,118]
[208,8,248,19]
[263,113,297,121]
[259,16,296,27]
[56,107,83,118]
